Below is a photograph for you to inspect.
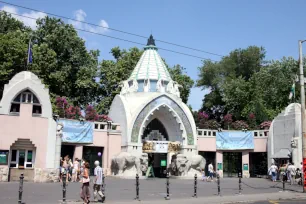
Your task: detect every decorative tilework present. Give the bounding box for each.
[131,96,194,145]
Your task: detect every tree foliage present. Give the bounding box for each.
[197,45,303,128]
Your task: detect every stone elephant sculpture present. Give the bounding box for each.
[171,154,206,176]
[111,152,148,176]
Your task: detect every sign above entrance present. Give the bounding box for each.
[142,141,181,153]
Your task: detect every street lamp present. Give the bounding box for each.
[299,40,306,193]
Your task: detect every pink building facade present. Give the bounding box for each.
[0,71,268,182]
[197,129,268,178]
[0,71,121,182]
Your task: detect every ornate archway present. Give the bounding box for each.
[130,95,194,145]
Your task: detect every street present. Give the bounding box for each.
[250,199,306,204]
[0,177,303,204]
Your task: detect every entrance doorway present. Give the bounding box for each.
[61,144,75,160]
[199,151,216,176]
[83,146,104,175]
[249,152,267,177]
[223,152,242,177]
[148,153,167,178]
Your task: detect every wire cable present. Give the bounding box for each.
[0,0,224,57]
[2,10,218,61]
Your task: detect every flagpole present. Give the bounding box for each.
[26,38,32,70]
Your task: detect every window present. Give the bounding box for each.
[9,149,35,169]
[0,150,9,165]
[10,90,41,116]
[32,105,42,115]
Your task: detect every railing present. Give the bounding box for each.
[197,129,268,138]
[94,121,120,131]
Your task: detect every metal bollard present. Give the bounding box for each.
[282,174,286,192]
[165,171,170,200]
[192,174,197,198]
[18,173,24,204]
[62,173,67,203]
[102,174,106,203]
[238,172,242,194]
[217,174,220,196]
[135,174,140,201]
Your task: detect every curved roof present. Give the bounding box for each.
[128,35,172,81]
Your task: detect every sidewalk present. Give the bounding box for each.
[65,191,306,204]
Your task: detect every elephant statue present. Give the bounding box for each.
[139,153,149,174]
[170,154,206,177]
[111,152,149,176]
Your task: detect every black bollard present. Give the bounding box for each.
[135,174,140,201]
[282,173,286,192]
[217,173,220,196]
[238,172,242,195]
[62,173,67,203]
[102,174,106,203]
[165,171,170,200]
[18,173,24,204]
[192,174,197,198]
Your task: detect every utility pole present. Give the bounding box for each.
[299,40,306,193]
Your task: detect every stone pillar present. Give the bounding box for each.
[54,124,63,169]
[242,151,250,178]
[216,151,223,178]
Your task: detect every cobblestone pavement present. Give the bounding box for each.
[0,177,303,204]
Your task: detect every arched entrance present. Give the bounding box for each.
[140,105,184,178]
[142,118,169,177]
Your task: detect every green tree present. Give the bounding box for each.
[31,16,99,106]
[97,47,143,114]
[168,65,194,104]
[0,12,32,99]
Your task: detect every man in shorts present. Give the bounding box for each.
[93,160,105,202]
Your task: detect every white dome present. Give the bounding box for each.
[128,35,172,82]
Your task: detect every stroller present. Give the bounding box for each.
[296,168,302,185]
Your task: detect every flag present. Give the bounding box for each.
[27,39,33,65]
[289,82,295,100]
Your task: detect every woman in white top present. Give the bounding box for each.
[269,163,278,182]
[72,158,79,182]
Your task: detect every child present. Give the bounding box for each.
[201,169,206,181]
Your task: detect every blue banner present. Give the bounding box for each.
[216,131,254,150]
[59,119,93,143]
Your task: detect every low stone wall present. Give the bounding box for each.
[0,166,9,182]
[34,168,59,183]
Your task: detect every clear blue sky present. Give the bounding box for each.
[2,0,306,110]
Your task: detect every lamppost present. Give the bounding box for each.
[106,120,112,175]
[298,40,306,193]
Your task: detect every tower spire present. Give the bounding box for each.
[147,34,156,46]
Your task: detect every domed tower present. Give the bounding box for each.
[108,35,197,157]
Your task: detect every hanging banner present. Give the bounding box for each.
[59,119,94,143]
[216,131,254,150]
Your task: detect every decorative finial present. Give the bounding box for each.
[147,34,156,46]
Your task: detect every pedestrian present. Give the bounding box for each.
[93,160,105,202]
[63,156,70,182]
[80,162,91,204]
[201,169,206,181]
[268,163,278,182]
[72,158,79,182]
[207,162,214,182]
[279,164,286,182]
[287,163,296,185]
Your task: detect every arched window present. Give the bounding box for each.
[10,90,42,116]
